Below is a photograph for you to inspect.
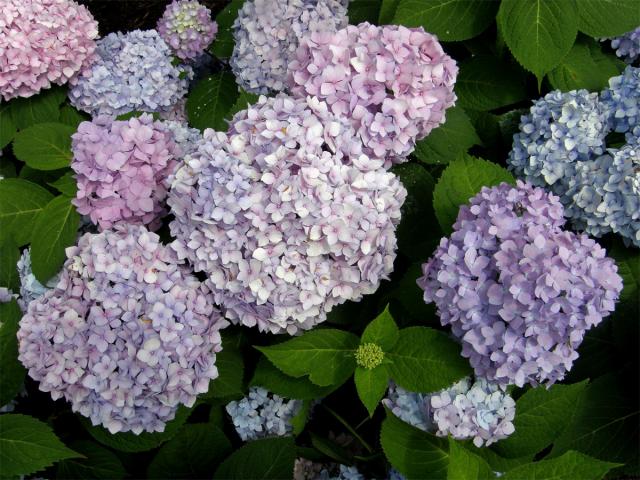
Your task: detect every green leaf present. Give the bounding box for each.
[210,0,244,59]
[433,155,515,234]
[498,0,578,81]
[12,122,75,171]
[58,105,87,128]
[610,242,639,305]
[0,178,54,246]
[256,329,360,387]
[361,305,399,352]
[148,424,231,479]
[577,0,640,37]
[30,195,80,283]
[56,441,126,479]
[310,433,353,465]
[214,437,296,480]
[414,106,481,165]
[187,73,239,132]
[470,447,534,473]
[392,0,499,42]
[379,0,401,23]
[354,366,389,417]
[387,327,471,392]
[0,300,26,406]
[291,400,312,435]
[8,86,65,129]
[0,414,82,477]
[380,411,449,479]
[251,357,335,400]
[0,106,16,149]
[348,0,382,23]
[225,90,260,122]
[547,37,625,92]
[456,56,528,111]
[82,404,192,452]
[48,171,77,197]
[206,334,244,398]
[0,238,20,291]
[501,450,620,480]
[447,439,491,480]
[495,381,588,458]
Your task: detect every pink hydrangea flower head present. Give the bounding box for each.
[288,23,458,165]
[0,0,98,101]
[157,0,218,61]
[71,114,180,231]
[417,181,623,387]
[168,95,407,334]
[17,225,228,434]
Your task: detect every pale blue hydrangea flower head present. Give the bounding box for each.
[17,248,60,312]
[382,382,432,432]
[230,0,348,94]
[608,27,640,63]
[226,386,302,441]
[68,30,192,116]
[601,66,640,138]
[157,0,218,61]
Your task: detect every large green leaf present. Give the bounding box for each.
[205,331,244,399]
[361,305,399,352]
[354,366,389,417]
[501,450,619,480]
[0,106,16,149]
[379,0,401,23]
[577,0,640,37]
[30,195,80,283]
[447,440,491,480]
[256,329,360,387]
[251,356,335,400]
[187,73,239,132]
[209,0,244,59]
[0,300,26,406]
[48,171,77,197]
[495,381,588,458]
[0,178,54,246]
[387,327,471,392]
[13,122,75,171]
[0,414,81,477]
[610,242,639,305]
[380,411,449,479]
[56,441,126,479]
[213,437,296,479]
[348,0,382,23]
[7,86,65,129]
[147,424,231,479]
[498,0,578,81]
[58,105,88,129]
[392,0,499,41]
[432,155,515,234]
[0,237,20,291]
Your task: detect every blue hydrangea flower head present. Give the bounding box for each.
[601,66,640,137]
[607,27,640,63]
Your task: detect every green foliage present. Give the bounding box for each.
[210,0,244,58]
[0,237,20,290]
[354,366,389,417]
[58,105,87,129]
[0,299,26,406]
[501,450,620,480]
[206,331,245,398]
[187,72,239,132]
[361,306,399,351]
[0,414,81,477]
[379,0,401,23]
[56,441,126,479]
[13,122,75,170]
[577,0,640,37]
[225,89,260,122]
[7,87,66,129]
[0,106,16,149]
[348,0,382,23]
[0,178,54,246]
[251,357,335,400]
[48,171,77,197]
[213,437,296,479]
[447,439,491,480]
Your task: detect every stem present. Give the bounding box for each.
[322,405,373,454]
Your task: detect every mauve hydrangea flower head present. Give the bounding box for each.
[417,181,623,387]
[0,0,98,101]
[225,386,302,441]
[157,0,217,61]
[17,225,227,434]
[71,114,180,231]
[17,248,60,312]
[601,66,640,137]
[607,27,640,63]
[68,30,192,116]
[231,0,348,94]
[168,95,406,334]
[288,22,458,165]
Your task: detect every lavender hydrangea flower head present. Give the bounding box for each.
[17,225,227,434]
[0,0,98,101]
[68,30,192,116]
[231,0,348,94]
[17,248,60,312]
[71,114,180,231]
[168,95,406,334]
[226,386,302,441]
[288,23,458,165]
[607,27,640,63]
[157,0,217,61]
[601,66,640,137]
[417,182,623,387]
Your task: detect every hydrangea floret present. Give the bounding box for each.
[288,22,458,165]
[417,181,623,387]
[0,0,98,101]
[168,95,406,335]
[230,0,348,94]
[17,225,227,434]
[68,30,191,116]
[157,0,217,61]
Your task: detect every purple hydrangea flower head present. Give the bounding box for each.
[0,0,98,101]
[231,0,348,94]
[607,27,640,63]
[17,248,60,312]
[17,225,228,434]
[288,23,458,165]
[68,30,192,116]
[225,386,302,441]
[601,66,640,137]
[157,0,217,61]
[417,181,623,387]
[168,95,406,334]
[71,114,180,231]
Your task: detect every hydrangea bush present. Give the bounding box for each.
[0,1,638,479]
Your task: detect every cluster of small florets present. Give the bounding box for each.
[231,0,348,94]
[17,248,60,312]
[0,0,98,100]
[601,66,640,137]
[225,386,302,441]
[383,383,433,431]
[168,95,406,334]
[418,182,623,387]
[17,225,227,434]
[157,0,217,61]
[293,459,365,480]
[71,114,179,231]
[607,27,640,63]
[68,30,191,116]
[288,23,458,165]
